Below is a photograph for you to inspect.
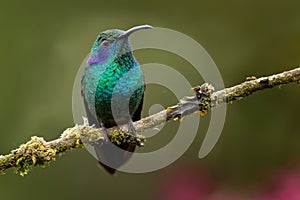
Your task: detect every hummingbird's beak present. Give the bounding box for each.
[118,25,153,38]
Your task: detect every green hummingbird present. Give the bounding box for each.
[81,25,152,174]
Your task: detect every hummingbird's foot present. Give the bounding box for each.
[128,120,137,136]
[100,122,109,141]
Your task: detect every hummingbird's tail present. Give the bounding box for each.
[97,161,117,175]
[94,139,136,175]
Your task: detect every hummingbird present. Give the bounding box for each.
[81,25,152,174]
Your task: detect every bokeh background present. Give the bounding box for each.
[0,0,300,199]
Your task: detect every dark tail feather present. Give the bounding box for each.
[94,139,136,175]
[97,161,117,175]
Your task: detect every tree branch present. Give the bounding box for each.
[0,67,299,176]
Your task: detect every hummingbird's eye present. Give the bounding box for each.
[96,36,103,42]
[101,39,109,46]
[101,39,113,47]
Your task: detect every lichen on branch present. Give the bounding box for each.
[0,66,299,176]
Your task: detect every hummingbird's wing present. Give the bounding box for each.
[81,80,100,128]
[132,93,144,122]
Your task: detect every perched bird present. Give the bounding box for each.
[81,25,152,174]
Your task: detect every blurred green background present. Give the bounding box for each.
[0,0,299,199]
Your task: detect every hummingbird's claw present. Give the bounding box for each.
[100,122,109,142]
[128,119,137,136]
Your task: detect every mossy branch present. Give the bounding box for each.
[0,67,299,176]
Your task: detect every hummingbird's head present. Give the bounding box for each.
[87,25,152,65]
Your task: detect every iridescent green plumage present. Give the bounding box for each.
[81,25,152,174]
